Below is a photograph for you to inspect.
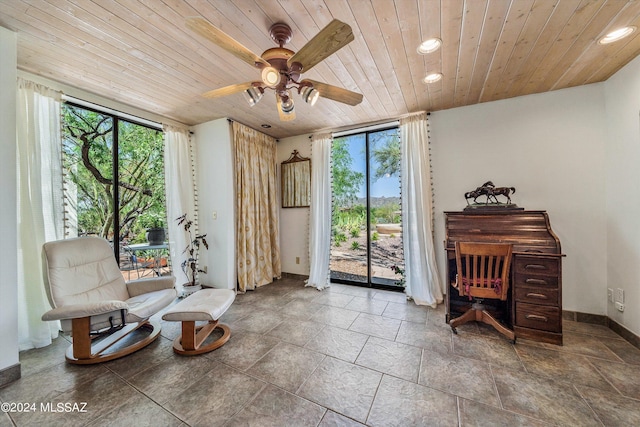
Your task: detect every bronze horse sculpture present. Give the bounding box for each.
[465,181,516,205]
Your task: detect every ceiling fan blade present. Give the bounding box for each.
[303,80,363,106]
[277,97,296,122]
[287,20,354,72]
[187,17,269,67]
[202,82,253,98]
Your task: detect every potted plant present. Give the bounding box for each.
[176,214,209,294]
[140,212,166,245]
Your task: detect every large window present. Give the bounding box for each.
[330,127,404,290]
[62,103,169,278]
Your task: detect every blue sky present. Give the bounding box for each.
[343,130,401,199]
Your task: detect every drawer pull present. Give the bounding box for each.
[525,292,548,299]
[525,314,548,322]
[525,264,547,270]
[525,278,548,285]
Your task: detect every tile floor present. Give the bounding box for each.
[2,277,640,426]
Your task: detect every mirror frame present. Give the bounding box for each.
[281,150,311,208]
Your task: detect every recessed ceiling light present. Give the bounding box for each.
[261,124,271,128]
[598,26,636,44]
[417,38,442,54]
[423,73,443,84]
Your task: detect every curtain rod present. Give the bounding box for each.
[62,95,163,130]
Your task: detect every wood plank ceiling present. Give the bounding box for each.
[1,0,640,138]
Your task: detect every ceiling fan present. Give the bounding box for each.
[187,17,363,121]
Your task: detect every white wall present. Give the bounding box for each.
[430,84,608,316]
[192,119,236,289]
[277,134,312,275]
[0,26,19,373]
[604,54,640,336]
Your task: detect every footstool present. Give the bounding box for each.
[162,288,235,355]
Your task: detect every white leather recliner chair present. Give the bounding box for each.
[41,237,176,364]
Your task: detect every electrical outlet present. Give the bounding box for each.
[212,211,217,220]
[615,288,624,304]
[295,256,300,265]
[607,288,614,303]
[615,302,624,312]
[202,266,208,274]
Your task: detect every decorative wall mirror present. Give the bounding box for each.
[281,150,311,208]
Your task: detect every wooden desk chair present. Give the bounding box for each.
[449,241,515,342]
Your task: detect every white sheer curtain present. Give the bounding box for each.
[163,125,197,291]
[400,113,443,307]
[16,78,63,350]
[306,133,333,290]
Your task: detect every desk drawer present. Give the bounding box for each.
[514,257,559,276]
[514,273,559,288]
[516,302,561,332]
[515,286,559,306]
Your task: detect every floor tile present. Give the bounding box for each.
[601,337,640,365]
[226,384,325,427]
[367,375,458,426]
[563,320,623,339]
[87,391,183,426]
[164,367,266,427]
[318,410,366,427]
[452,334,523,370]
[312,292,355,308]
[493,366,602,426]
[395,320,452,355]
[372,290,408,304]
[545,333,624,361]
[206,331,280,370]
[355,336,421,382]
[418,349,500,407]
[298,357,382,423]
[348,313,401,341]
[17,336,70,378]
[589,357,640,399]
[577,384,640,426]
[458,398,548,427]
[515,343,615,390]
[304,325,369,363]
[103,335,174,379]
[344,296,388,315]
[279,298,323,320]
[310,305,360,329]
[266,319,323,346]
[382,301,428,323]
[247,342,325,392]
[229,309,284,334]
[128,353,217,404]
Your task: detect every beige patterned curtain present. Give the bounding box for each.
[233,122,281,292]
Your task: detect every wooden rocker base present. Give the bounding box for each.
[65,318,161,365]
[450,303,515,343]
[172,320,231,356]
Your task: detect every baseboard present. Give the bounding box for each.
[280,272,309,281]
[563,310,640,351]
[0,363,20,388]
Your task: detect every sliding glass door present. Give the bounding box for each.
[330,127,404,290]
[62,103,169,279]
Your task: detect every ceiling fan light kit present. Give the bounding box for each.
[242,86,263,107]
[187,17,363,121]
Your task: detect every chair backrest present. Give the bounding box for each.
[455,241,513,301]
[42,237,130,308]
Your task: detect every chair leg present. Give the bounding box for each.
[449,307,479,333]
[479,310,515,342]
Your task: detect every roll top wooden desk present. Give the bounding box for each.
[445,210,564,345]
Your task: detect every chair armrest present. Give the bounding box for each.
[41,301,129,321]
[126,276,176,297]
